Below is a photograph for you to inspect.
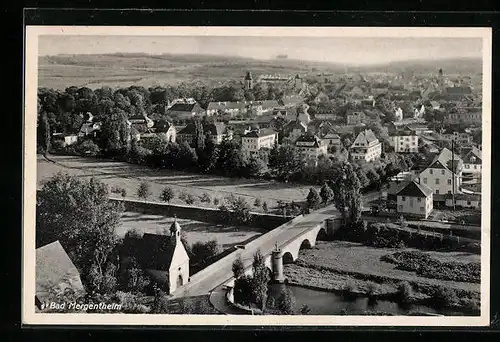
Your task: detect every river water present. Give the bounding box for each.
[268,284,470,316]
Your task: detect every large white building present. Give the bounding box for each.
[392,127,419,153]
[418,157,463,197]
[350,129,382,162]
[396,180,434,218]
[295,134,328,164]
[241,128,278,157]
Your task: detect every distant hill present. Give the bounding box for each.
[38,53,482,90]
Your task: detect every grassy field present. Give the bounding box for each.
[286,241,480,293]
[37,154,312,211]
[118,211,264,250]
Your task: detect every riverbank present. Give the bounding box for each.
[283,241,480,315]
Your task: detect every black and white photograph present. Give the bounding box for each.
[23,26,491,326]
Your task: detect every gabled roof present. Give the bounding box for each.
[397,180,433,198]
[153,119,174,132]
[138,233,177,271]
[167,103,203,112]
[243,128,277,138]
[352,129,379,145]
[295,134,323,148]
[36,241,85,302]
[284,119,308,132]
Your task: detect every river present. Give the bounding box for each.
[267,284,472,316]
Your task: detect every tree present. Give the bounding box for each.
[276,287,296,315]
[193,119,205,151]
[234,275,253,306]
[251,250,270,310]
[319,182,334,204]
[137,181,151,201]
[262,201,269,213]
[329,162,362,225]
[220,195,253,224]
[191,240,222,266]
[244,156,267,178]
[306,188,322,210]
[232,255,245,279]
[198,133,218,173]
[76,139,101,157]
[272,144,304,181]
[254,198,262,208]
[120,257,150,294]
[159,187,175,203]
[38,111,52,154]
[36,173,123,291]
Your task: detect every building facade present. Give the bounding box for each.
[241,128,278,157]
[392,127,419,153]
[350,129,382,162]
[396,180,434,218]
[346,111,366,125]
[295,134,328,164]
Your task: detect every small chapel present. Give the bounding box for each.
[121,218,190,294]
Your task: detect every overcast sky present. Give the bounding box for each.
[38,35,483,65]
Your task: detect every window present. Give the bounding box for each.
[441,170,445,175]
[430,169,433,175]
[474,165,477,169]
[420,207,425,212]
[402,196,406,201]
[448,190,451,194]
[436,190,440,194]
[423,178,427,184]
[435,179,440,185]
[447,179,452,185]
[398,205,403,211]
[417,197,422,202]
[467,201,471,205]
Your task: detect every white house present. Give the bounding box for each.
[283,119,308,143]
[350,129,382,162]
[152,119,177,143]
[392,127,419,153]
[241,128,278,158]
[295,134,328,164]
[396,180,434,218]
[461,147,482,176]
[413,104,425,119]
[418,157,462,197]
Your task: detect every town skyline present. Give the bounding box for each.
[38,35,483,66]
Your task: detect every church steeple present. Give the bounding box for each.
[244,71,253,90]
[170,216,181,244]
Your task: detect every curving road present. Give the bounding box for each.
[170,204,340,299]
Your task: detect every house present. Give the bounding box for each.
[36,241,85,309]
[350,129,382,162]
[166,102,205,121]
[282,119,308,143]
[152,119,176,143]
[396,180,434,218]
[128,114,155,133]
[314,110,340,121]
[78,121,101,139]
[461,146,482,176]
[417,154,463,200]
[294,134,328,164]
[321,132,341,148]
[206,101,247,116]
[166,98,197,109]
[121,220,190,294]
[392,127,419,153]
[445,193,481,209]
[445,107,482,125]
[312,91,330,104]
[414,104,426,118]
[177,122,228,145]
[52,133,79,147]
[241,128,278,159]
[346,111,366,125]
[279,95,305,108]
[443,129,473,145]
[445,86,473,101]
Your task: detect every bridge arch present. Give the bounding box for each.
[282,251,295,264]
[299,238,313,250]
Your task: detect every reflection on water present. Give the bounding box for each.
[268,284,468,316]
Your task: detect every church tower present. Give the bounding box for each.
[244,71,253,90]
[170,217,182,245]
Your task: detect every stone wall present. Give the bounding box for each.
[110,197,293,230]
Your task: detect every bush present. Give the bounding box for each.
[160,187,175,203]
[254,198,262,208]
[137,181,151,201]
[366,282,379,298]
[191,240,222,266]
[276,287,296,315]
[432,286,459,307]
[262,201,269,213]
[185,194,196,205]
[76,139,101,157]
[213,197,220,206]
[120,188,127,197]
[179,191,188,202]
[397,281,413,303]
[199,193,212,204]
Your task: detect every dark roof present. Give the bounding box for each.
[137,233,177,271]
[445,193,481,201]
[387,180,411,195]
[36,241,85,301]
[397,180,433,197]
[445,86,472,95]
[243,128,277,138]
[178,122,226,136]
[295,134,323,148]
[153,119,173,132]
[427,159,448,170]
[352,129,379,145]
[168,103,202,112]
